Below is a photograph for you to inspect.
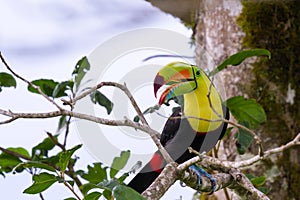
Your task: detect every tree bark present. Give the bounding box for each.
[147,0,300,199]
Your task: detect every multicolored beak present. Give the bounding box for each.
[153,62,198,105]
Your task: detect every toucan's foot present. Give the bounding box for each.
[189,165,216,194]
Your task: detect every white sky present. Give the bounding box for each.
[0,0,196,199]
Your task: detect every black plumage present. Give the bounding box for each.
[128,105,229,193]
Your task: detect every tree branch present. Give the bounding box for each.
[0,52,63,111]
[142,133,300,199]
[142,162,178,199]
[0,146,31,161]
[0,108,173,164]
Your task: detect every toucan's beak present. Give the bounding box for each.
[153,62,197,105]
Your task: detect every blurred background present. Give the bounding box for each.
[0,0,194,199]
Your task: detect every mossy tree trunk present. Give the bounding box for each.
[148,0,300,199]
[195,0,300,199]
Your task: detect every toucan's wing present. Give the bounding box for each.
[218,104,230,140]
[160,107,182,146]
[127,107,183,193]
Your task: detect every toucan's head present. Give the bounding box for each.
[154,62,201,105]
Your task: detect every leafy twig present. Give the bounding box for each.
[46,132,65,151]
[0,146,31,161]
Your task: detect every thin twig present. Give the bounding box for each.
[223,119,264,156]
[63,115,72,148]
[39,193,45,200]
[179,133,300,170]
[207,76,223,119]
[62,178,82,200]
[0,52,63,111]
[0,109,173,164]
[69,81,149,126]
[208,71,264,156]
[46,132,66,151]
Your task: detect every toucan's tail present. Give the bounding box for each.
[127,163,160,193]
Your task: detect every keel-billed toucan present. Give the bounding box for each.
[128,62,229,193]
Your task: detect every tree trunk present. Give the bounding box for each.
[148,0,300,199]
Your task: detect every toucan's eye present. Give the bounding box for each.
[196,70,200,76]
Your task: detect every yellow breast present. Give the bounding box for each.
[183,75,223,133]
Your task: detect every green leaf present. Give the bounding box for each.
[28,79,58,97]
[64,198,78,200]
[257,186,270,194]
[209,49,271,76]
[67,180,75,187]
[72,56,90,91]
[19,161,56,172]
[133,105,160,122]
[23,172,57,194]
[84,192,102,200]
[247,175,266,187]
[57,115,67,132]
[0,156,21,173]
[59,144,82,172]
[0,72,16,88]
[235,122,254,154]
[0,147,29,173]
[8,147,30,158]
[225,96,266,129]
[52,80,73,98]
[246,174,268,193]
[113,185,146,200]
[102,190,112,200]
[90,90,114,115]
[32,136,57,159]
[81,183,99,195]
[81,163,107,184]
[118,172,130,183]
[110,151,130,178]
[41,154,60,165]
[133,116,140,123]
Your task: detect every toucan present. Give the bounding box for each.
[128,62,229,193]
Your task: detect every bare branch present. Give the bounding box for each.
[62,178,82,200]
[171,134,300,200]
[229,168,270,200]
[0,52,63,111]
[142,161,233,199]
[0,109,62,124]
[181,133,300,170]
[142,162,178,199]
[225,132,300,168]
[70,81,149,126]
[0,107,173,164]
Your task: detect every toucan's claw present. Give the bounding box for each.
[189,165,216,194]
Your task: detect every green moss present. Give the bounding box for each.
[237,0,300,199]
